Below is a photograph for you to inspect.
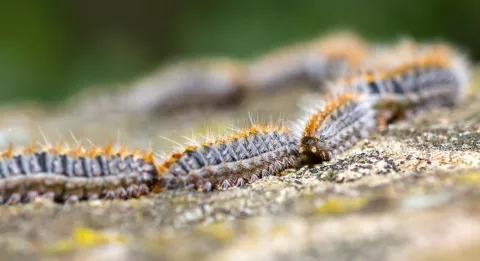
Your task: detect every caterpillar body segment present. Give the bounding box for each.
[331,44,470,126]
[126,59,250,114]
[249,32,368,91]
[156,125,301,191]
[354,44,469,106]
[293,93,377,164]
[65,58,249,118]
[0,145,157,204]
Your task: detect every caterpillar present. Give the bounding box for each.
[5,97,377,204]
[2,37,471,205]
[64,58,249,118]
[248,32,368,91]
[125,59,250,114]
[155,124,300,192]
[0,144,157,204]
[304,32,369,83]
[342,44,469,116]
[319,43,470,128]
[293,92,377,164]
[63,32,367,119]
[0,124,301,204]
[61,36,468,124]
[358,39,420,72]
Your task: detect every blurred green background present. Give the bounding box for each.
[1,0,479,104]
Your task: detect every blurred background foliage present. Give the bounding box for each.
[1,0,479,104]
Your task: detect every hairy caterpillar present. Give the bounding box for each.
[0,124,301,204]
[293,92,377,164]
[248,32,368,91]
[63,32,367,120]
[328,44,469,127]
[359,39,420,71]
[0,144,157,204]
[155,124,300,192]
[64,58,249,118]
[126,59,249,114]
[2,37,472,205]
[347,44,468,111]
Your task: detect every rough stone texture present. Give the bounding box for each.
[0,80,479,261]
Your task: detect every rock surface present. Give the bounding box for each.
[0,83,479,261]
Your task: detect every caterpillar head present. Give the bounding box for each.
[299,136,332,164]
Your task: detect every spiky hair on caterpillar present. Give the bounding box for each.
[329,43,470,126]
[248,32,368,92]
[349,43,470,105]
[292,92,377,164]
[359,38,421,71]
[0,143,158,205]
[304,32,369,82]
[155,123,300,192]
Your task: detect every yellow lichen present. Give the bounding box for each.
[314,196,369,215]
[43,227,126,254]
[455,172,480,184]
[194,223,234,242]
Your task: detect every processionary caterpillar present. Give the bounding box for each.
[293,92,377,164]
[0,124,300,204]
[0,38,470,205]
[155,124,300,191]
[0,144,156,204]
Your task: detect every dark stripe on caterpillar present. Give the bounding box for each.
[331,44,469,126]
[345,44,469,108]
[155,124,301,192]
[293,92,377,164]
[0,145,157,205]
